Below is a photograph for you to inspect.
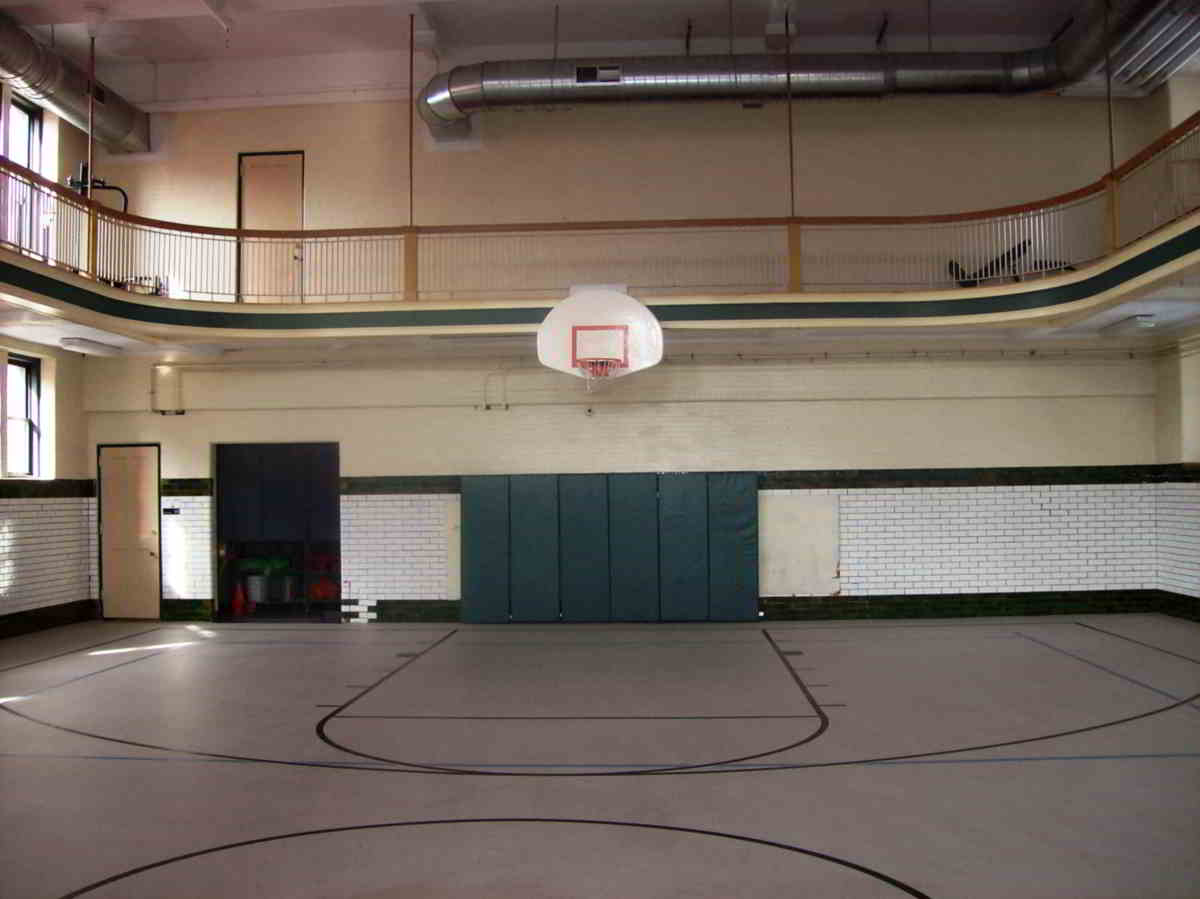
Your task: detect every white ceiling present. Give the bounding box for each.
[0,0,1088,66]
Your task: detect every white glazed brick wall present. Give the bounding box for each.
[341,494,454,618]
[838,484,1157,595]
[1158,483,1200,598]
[160,496,213,600]
[0,497,92,615]
[87,498,98,599]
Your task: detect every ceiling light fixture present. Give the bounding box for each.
[60,337,124,356]
[1098,314,1157,335]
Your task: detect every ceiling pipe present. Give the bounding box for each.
[0,11,149,153]
[418,0,1176,134]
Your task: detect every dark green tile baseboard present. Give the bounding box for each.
[761,590,1196,621]
[161,599,213,621]
[360,591,1197,624]
[373,600,462,621]
[760,464,1199,490]
[0,599,99,638]
[0,479,95,499]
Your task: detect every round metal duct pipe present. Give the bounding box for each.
[0,14,149,154]
[418,0,1163,130]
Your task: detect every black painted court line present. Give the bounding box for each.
[3,674,1198,779]
[8,749,1200,768]
[53,818,934,899]
[0,627,168,675]
[335,713,824,720]
[1016,632,1200,711]
[314,628,831,776]
[4,623,1198,779]
[5,651,168,698]
[204,641,436,647]
[1074,622,1200,665]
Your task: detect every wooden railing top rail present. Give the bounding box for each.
[1,110,1197,242]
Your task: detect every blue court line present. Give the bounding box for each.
[2,751,1198,768]
[1016,632,1200,712]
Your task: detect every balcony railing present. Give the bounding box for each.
[1,110,1199,305]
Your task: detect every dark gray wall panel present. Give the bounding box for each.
[658,473,709,621]
[708,472,759,621]
[559,475,611,622]
[461,476,510,623]
[609,474,659,621]
[509,475,560,622]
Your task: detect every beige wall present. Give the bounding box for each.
[1166,76,1200,127]
[95,92,1169,230]
[1181,342,1200,464]
[1156,353,1183,464]
[84,354,1157,478]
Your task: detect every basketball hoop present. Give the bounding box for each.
[536,289,663,385]
[577,357,620,390]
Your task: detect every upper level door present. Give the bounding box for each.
[99,444,161,619]
[238,151,304,303]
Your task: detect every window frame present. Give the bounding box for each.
[7,96,41,170]
[3,353,41,478]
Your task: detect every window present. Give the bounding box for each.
[7,98,41,171]
[4,354,40,477]
[5,98,44,254]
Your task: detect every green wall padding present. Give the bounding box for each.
[609,474,660,621]
[461,476,510,623]
[509,475,561,622]
[658,473,709,621]
[559,475,611,622]
[707,472,760,621]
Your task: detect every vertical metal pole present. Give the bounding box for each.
[406,13,419,301]
[785,9,796,220]
[1104,0,1120,251]
[86,35,98,277]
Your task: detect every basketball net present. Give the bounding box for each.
[577,358,619,392]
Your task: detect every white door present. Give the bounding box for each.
[239,152,304,302]
[99,444,160,619]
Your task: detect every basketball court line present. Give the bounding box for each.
[335,714,824,720]
[4,683,1196,778]
[1016,632,1200,710]
[316,628,831,775]
[1074,621,1200,665]
[2,651,166,699]
[5,750,1200,769]
[0,627,168,675]
[50,818,933,899]
[2,620,1198,779]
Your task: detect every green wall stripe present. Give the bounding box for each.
[6,220,1200,330]
[0,479,94,498]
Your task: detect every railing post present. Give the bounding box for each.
[404,230,419,301]
[87,203,98,278]
[1106,174,1120,252]
[787,221,803,291]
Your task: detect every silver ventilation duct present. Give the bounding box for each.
[0,14,149,154]
[419,0,1180,132]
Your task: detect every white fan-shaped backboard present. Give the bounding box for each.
[536,289,663,380]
